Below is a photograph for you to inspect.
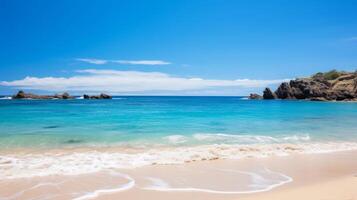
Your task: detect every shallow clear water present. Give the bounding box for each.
[2,96,357,180]
[1,96,357,149]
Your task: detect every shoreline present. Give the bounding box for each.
[100,150,357,200]
[1,150,357,199]
[1,141,357,179]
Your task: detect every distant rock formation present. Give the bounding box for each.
[11,91,113,100]
[263,88,277,99]
[83,93,112,99]
[55,92,72,99]
[249,93,262,100]
[12,91,74,100]
[259,70,357,101]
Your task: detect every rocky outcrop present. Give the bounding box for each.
[83,93,112,99]
[55,92,72,99]
[249,93,263,100]
[12,91,74,100]
[13,91,27,99]
[263,88,277,99]
[262,71,357,101]
[11,91,114,100]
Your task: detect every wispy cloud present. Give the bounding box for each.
[76,58,108,65]
[77,58,171,65]
[0,69,288,95]
[112,60,171,65]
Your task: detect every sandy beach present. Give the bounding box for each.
[2,0,357,199]
[1,150,356,200]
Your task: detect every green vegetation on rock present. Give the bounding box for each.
[312,70,345,80]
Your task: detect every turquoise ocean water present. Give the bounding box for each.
[2,96,357,182]
[1,96,357,149]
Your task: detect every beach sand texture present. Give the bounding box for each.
[1,150,356,200]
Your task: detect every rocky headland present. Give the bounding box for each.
[250,70,357,101]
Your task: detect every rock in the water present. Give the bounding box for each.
[275,82,295,99]
[54,92,74,99]
[43,125,60,129]
[263,88,277,99]
[64,139,82,144]
[61,92,71,99]
[13,90,26,99]
[249,93,262,100]
[260,70,357,101]
[83,93,112,99]
[12,91,74,100]
[100,93,112,99]
[12,91,48,99]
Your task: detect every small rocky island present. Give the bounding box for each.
[83,94,112,99]
[250,70,357,101]
[13,91,74,99]
[12,91,112,100]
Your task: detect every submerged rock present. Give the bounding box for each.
[64,139,82,144]
[43,125,60,129]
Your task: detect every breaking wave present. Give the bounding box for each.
[1,141,357,179]
[192,133,311,144]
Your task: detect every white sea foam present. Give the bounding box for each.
[1,180,68,200]
[0,97,12,100]
[192,133,311,144]
[1,141,357,179]
[164,135,188,144]
[73,171,135,200]
[0,171,135,200]
[142,168,292,194]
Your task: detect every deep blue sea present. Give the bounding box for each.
[1,96,357,149]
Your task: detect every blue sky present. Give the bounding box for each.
[1,0,357,95]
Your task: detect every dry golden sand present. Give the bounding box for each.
[1,151,357,200]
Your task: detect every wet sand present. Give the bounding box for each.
[1,150,357,200]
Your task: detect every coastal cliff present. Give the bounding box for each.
[251,70,357,101]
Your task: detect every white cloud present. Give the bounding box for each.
[76,58,108,65]
[112,60,171,65]
[77,58,171,65]
[0,69,288,95]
